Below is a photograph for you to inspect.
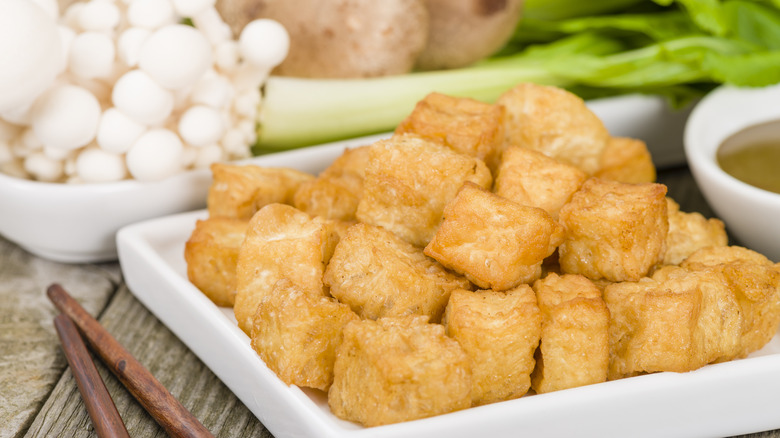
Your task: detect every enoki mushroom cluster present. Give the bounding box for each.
[0,0,289,183]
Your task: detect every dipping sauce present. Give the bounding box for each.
[717,120,780,194]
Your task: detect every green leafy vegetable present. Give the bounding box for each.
[254,0,780,153]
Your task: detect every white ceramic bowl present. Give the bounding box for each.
[0,168,213,263]
[684,83,780,263]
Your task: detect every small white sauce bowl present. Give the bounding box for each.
[684,83,780,262]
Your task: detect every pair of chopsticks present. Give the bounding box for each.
[48,283,214,438]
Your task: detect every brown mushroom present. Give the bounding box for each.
[415,0,524,71]
[216,0,430,78]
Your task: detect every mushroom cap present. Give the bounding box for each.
[170,0,216,17]
[139,24,213,90]
[96,108,147,154]
[126,128,184,181]
[415,0,524,70]
[112,69,175,126]
[31,85,101,151]
[77,0,121,32]
[0,0,62,112]
[127,0,176,29]
[238,19,289,69]
[76,147,128,183]
[117,27,152,68]
[217,0,429,78]
[68,31,116,80]
[178,105,225,147]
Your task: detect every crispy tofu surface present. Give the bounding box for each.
[324,222,470,322]
[493,146,587,219]
[681,246,780,355]
[355,134,492,247]
[443,286,541,405]
[497,82,609,174]
[233,204,338,334]
[531,273,609,393]
[328,316,471,427]
[663,198,728,266]
[558,178,668,282]
[594,136,656,184]
[208,163,314,220]
[425,182,563,290]
[184,217,249,307]
[293,146,371,221]
[250,279,359,391]
[395,92,505,171]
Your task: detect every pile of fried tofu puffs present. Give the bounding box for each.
[185,83,780,427]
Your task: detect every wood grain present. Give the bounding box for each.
[47,284,213,438]
[0,235,118,438]
[53,314,129,438]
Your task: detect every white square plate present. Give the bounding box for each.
[117,134,780,438]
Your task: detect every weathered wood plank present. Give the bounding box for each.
[0,235,119,438]
[24,285,271,438]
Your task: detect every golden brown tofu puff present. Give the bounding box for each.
[604,266,745,379]
[493,146,587,220]
[395,92,505,172]
[184,217,249,307]
[594,136,656,184]
[233,204,339,334]
[425,182,564,290]
[531,273,609,394]
[558,178,668,282]
[663,198,728,266]
[250,279,359,391]
[681,246,780,356]
[442,286,541,406]
[328,315,471,427]
[207,163,314,220]
[497,82,609,175]
[323,223,471,322]
[355,134,492,247]
[293,146,372,221]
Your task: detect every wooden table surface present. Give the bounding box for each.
[1,165,779,438]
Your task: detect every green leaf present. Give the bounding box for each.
[723,0,780,49]
[703,50,780,85]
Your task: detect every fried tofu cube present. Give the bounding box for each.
[681,246,780,356]
[493,146,587,219]
[443,286,541,405]
[250,279,359,391]
[356,134,492,247]
[328,316,471,427]
[184,217,249,307]
[323,223,471,322]
[207,163,314,220]
[604,265,744,379]
[594,137,656,184]
[395,92,505,171]
[663,198,728,266]
[424,182,564,290]
[233,204,339,334]
[531,273,609,393]
[558,178,668,282]
[497,82,609,175]
[293,146,371,221]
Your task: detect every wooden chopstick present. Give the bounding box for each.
[54,313,130,438]
[47,283,214,438]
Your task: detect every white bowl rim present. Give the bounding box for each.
[683,83,780,203]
